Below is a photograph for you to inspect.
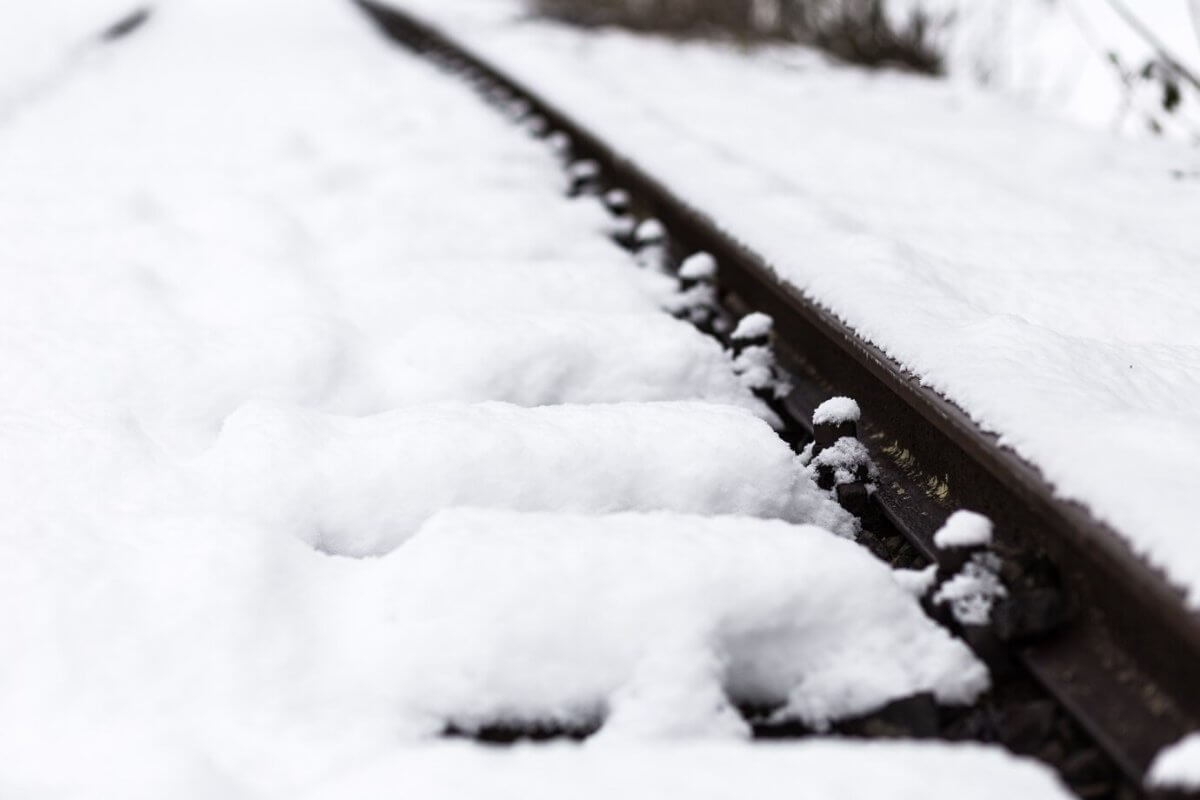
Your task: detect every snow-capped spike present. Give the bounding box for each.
[634,218,665,247]
[603,188,631,215]
[812,396,859,457]
[525,115,549,137]
[732,311,772,342]
[546,131,572,159]
[567,159,601,196]
[730,312,771,359]
[679,252,717,289]
[933,510,993,551]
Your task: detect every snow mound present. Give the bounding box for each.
[201,401,856,555]
[1148,731,1200,791]
[679,251,717,281]
[381,509,988,735]
[933,509,994,549]
[732,311,773,341]
[634,218,666,244]
[813,396,862,426]
[364,312,773,417]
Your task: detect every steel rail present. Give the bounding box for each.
[353,1,1200,791]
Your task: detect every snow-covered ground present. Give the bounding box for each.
[1150,731,1200,791]
[0,0,142,121]
[302,739,1070,800]
[389,0,1200,615]
[911,0,1200,139]
[0,0,1076,796]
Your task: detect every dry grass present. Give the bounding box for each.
[528,0,947,74]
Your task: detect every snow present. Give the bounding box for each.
[604,187,632,212]
[1148,731,1200,791]
[302,739,1073,800]
[732,311,774,341]
[567,158,600,180]
[383,509,987,735]
[813,396,862,426]
[910,0,1200,139]
[930,512,1004,626]
[933,510,995,550]
[894,564,939,597]
[678,251,717,282]
[326,311,777,413]
[809,437,876,487]
[0,0,141,119]
[634,217,666,244]
[0,0,1091,795]
[389,0,1200,606]
[932,553,1008,626]
[201,401,855,556]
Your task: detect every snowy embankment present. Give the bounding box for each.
[0,0,1073,796]
[907,0,1200,139]
[0,0,145,120]
[389,0,1200,611]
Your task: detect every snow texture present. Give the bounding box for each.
[732,311,773,341]
[813,396,862,426]
[733,345,782,394]
[387,509,988,735]
[634,217,666,244]
[810,437,876,487]
[679,251,717,282]
[201,401,855,556]
[301,740,1074,800]
[893,564,939,598]
[908,0,1200,140]
[932,553,1008,627]
[1148,731,1200,790]
[392,0,1200,607]
[0,0,1080,795]
[934,509,995,550]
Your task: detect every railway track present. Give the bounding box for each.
[354,2,1200,796]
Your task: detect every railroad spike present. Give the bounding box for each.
[811,396,861,456]
[566,159,601,197]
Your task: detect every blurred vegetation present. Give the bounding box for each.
[528,0,948,74]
